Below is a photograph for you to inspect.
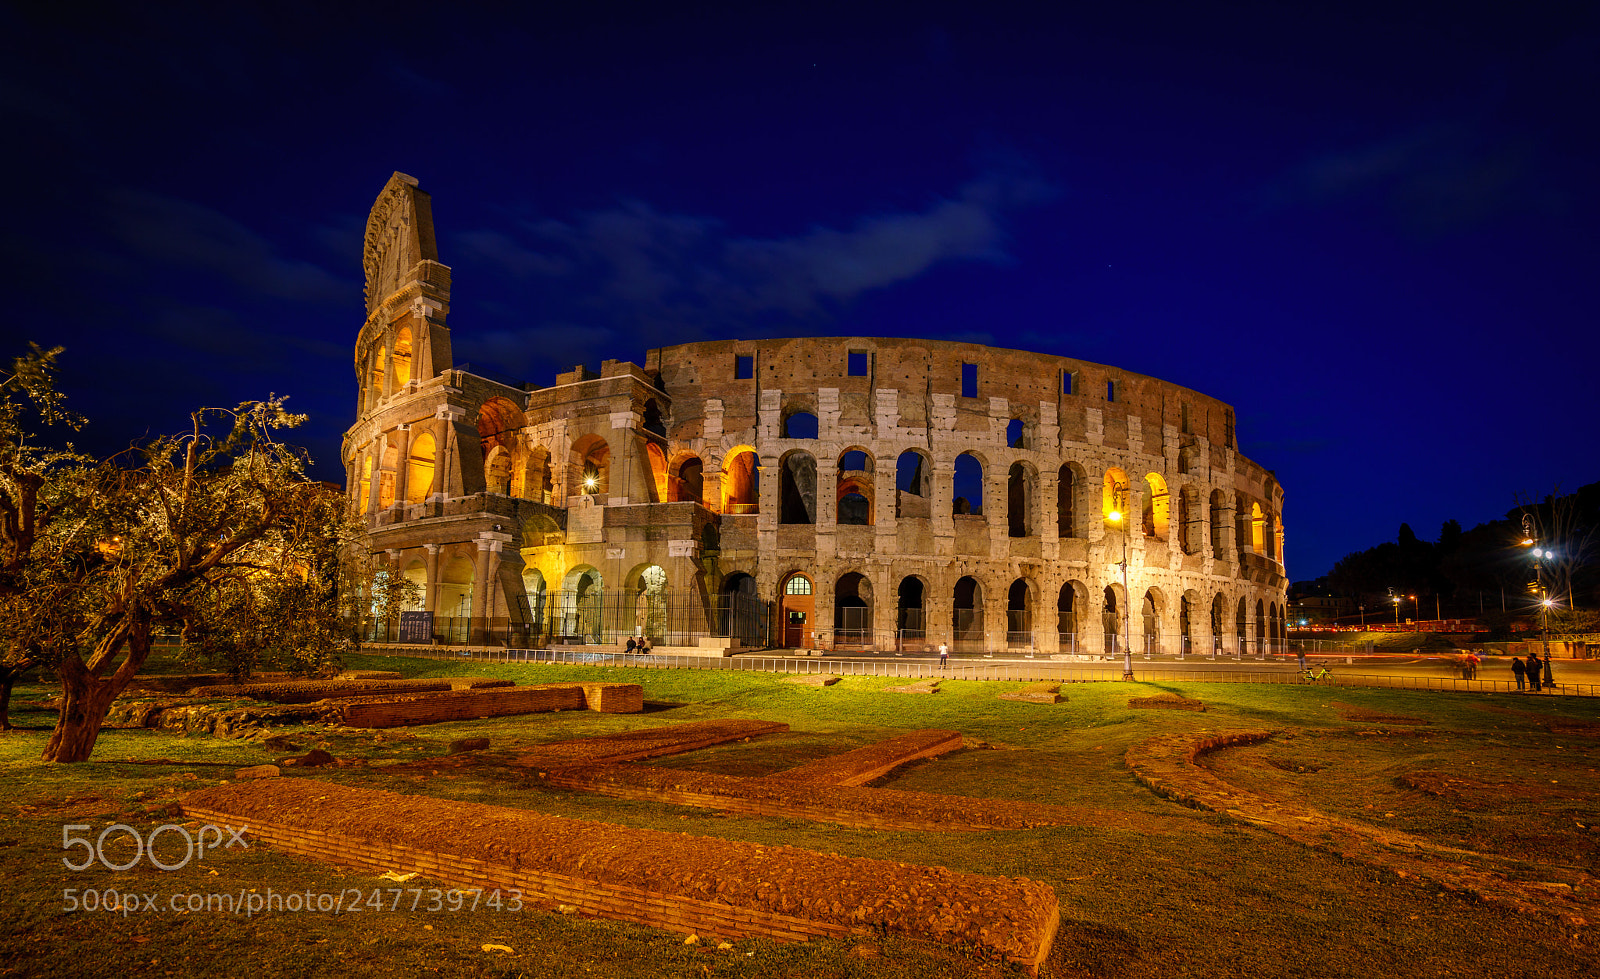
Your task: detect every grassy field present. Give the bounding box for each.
[2,654,1598,978]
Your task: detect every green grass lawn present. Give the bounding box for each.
[2,654,1597,978]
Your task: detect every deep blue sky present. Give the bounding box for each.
[3,2,1595,580]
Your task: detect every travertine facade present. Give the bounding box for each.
[345,173,1289,655]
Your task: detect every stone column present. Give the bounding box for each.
[392,424,412,510]
[423,544,441,615]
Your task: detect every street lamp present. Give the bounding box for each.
[1521,514,1556,688]
[1107,509,1134,681]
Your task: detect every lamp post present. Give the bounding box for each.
[1108,509,1134,680]
[1522,515,1556,688]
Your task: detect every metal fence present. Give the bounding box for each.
[357,588,770,649]
[359,645,1600,698]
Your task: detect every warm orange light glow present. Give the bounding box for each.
[1108,509,1123,523]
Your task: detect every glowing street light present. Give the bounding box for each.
[1107,509,1134,681]
[1521,514,1556,688]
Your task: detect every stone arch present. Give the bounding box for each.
[1007,461,1037,537]
[833,571,873,646]
[523,445,553,503]
[1103,467,1130,524]
[1057,463,1085,539]
[520,567,547,633]
[1006,577,1037,646]
[1058,580,1088,653]
[407,433,437,504]
[438,554,475,622]
[721,446,759,513]
[1103,583,1125,655]
[377,438,398,509]
[357,454,373,512]
[779,449,817,524]
[1142,587,1166,655]
[625,563,669,641]
[570,434,611,496]
[952,575,984,650]
[1236,596,1249,656]
[392,326,413,389]
[1179,589,1201,655]
[671,453,704,504]
[559,565,604,642]
[483,444,512,495]
[719,571,761,646]
[896,575,928,643]
[1143,473,1169,538]
[399,558,427,612]
[1251,502,1266,553]
[895,449,932,518]
[837,448,874,526]
[1005,417,1026,450]
[780,571,815,647]
[782,408,818,439]
[366,345,386,411]
[1254,597,1266,653]
[1211,593,1228,655]
[953,451,985,515]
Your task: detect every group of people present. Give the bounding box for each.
[623,635,653,654]
[1511,651,1550,692]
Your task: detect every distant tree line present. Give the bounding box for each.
[1298,482,1600,632]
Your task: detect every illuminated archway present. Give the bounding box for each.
[1143,473,1169,538]
[780,573,814,647]
[722,448,759,513]
[406,433,436,504]
[1103,468,1129,524]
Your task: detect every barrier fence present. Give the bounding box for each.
[361,645,1600,699]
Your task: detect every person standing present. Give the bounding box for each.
[1511,655,1526,691]
[938,642,949,669]
[1526,650,1542,692]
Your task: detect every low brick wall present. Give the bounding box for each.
[517,720,788,768]
[339,683,643,728]
[547,764,1072,831]
[180,780,1059,970]
[767,729,964,787]
[187,677,510,703]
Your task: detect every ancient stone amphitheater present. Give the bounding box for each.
[346,173,1287,657]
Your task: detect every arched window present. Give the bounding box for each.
[1251,502,1266,552]
[837,450,874,526]
[953,453,984,515]
[1057,464,1078,538]
[1143,473,1169,538]
[406,433,436,503]
[1103,468,1130,524]
[722,448,759,513]
[1210,490,1227,560]
[483,445,511,495]
[785,576,813,595]
[675,456,704,504]
[1007,462,1035,537]
[1006,417,1026,449]
[782,411,818,439]
[780,451,817,524]
[896,449,931,519]
[392,327,413,388]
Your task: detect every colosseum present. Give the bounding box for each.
[346,172,1289,659]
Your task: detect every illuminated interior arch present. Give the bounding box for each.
[1103,467,1129,524]
[406,432,436,504]
[392,326,413,388]
[1143,473,1169,538]
[722,447,759,513]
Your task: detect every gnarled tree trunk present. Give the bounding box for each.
[43,622,151,763]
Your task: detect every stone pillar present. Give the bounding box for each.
[423,544,441,615]
[392,424,412,509]
[366,436,386,515]
[932,459,955,557]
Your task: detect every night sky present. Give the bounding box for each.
[3,2,1595,581]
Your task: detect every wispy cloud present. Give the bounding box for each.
[107,190,351,303]
[450,170,1054,374]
